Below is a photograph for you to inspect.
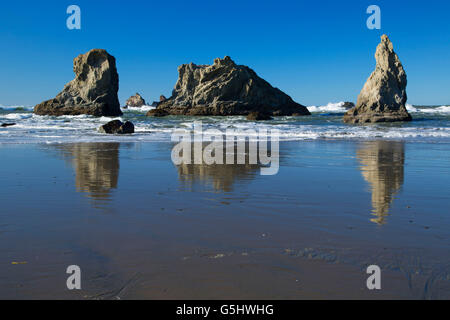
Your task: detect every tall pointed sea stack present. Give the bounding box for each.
[344,35,412,123]
[34,49,122,117]
[150,56,310,117]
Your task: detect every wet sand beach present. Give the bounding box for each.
[0,140,449,299]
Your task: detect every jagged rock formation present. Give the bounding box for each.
[34,49,122,117]
[152,56,310,117]
[344,35,412,123]
[126,93,146,107]
[160,95,167,102]
[99,120,134,134]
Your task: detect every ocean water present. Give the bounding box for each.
[0,102,450,144]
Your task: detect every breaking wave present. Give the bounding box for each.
[406,104,450,114]
[123,105,155,113]
[307,102,348,113]
[1,104,449,144]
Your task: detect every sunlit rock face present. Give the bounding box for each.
[126,93,146,107]
[155,56,310,117]
[357,141,405,225]
[344,35,412,124]
[34,49,122,117]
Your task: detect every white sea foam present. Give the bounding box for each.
[418,105,450,114]
[406,104,450,114]
[307,102,348,113]
[2,113,33,120]
[406,104,418,112]
[1,105,450,144]
[99,116,123,122]
[123,105,155,113]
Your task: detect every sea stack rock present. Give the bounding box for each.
[99,120,134,134]
[34,49,122,117]
[344,35,412,123]
[126,93,146,107]
[153,56,310,117]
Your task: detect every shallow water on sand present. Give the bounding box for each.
[0,140,449,299]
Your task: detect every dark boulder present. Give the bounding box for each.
[246,112,273,121]
[146,109,169,117]
[99,120,134,134]
[1,123,16,127]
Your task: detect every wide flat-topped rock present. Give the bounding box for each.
[152,56,310,117]
[344,35,412,123]
[34,49,122,117]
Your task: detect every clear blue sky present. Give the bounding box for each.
[0,0,449,107]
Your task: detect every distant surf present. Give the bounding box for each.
[1,103,449,144]
[307,102,349,113]
[406,104,450,114]
[123,105,156,113]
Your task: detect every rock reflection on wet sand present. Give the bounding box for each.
[175,142,262,192]
[177,163,260,192]
[2,141,449,299]
[357,141,405,225]
[56,143,120,200]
